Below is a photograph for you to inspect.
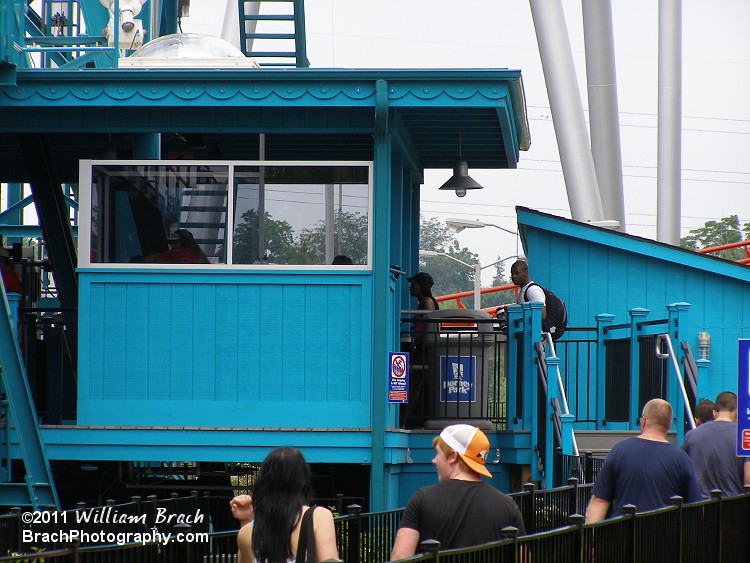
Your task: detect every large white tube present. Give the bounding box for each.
[656,0,682,245]
[529,0,604,223]
[582,0,626,231]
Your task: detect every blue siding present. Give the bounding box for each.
[519,208,750,403]
[78,271,372,427]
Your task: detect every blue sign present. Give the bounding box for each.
[738,340,750,456]
[388,352,409,403]
[439,355,476,403]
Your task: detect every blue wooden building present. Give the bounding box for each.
[0,0,532,511]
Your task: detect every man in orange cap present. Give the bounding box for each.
[390,424,525,558]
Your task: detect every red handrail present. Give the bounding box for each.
[697,240,750,259]
[435,283,519,315]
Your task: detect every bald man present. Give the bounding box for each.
[585,399,702,522]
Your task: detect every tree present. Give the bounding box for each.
[295,210,368,265]
[680,215,750,262]
[418,216,478,305]
[481,258,517,309]
[232,209,296,264]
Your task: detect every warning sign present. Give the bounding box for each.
[388,352,409,404]
[738,340,750,455]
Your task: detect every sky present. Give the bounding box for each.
[15,0,750,283]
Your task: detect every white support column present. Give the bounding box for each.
[657,0,682,245]
[529,0,604,223]
[582,0,626,230]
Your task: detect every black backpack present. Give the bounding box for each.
[524,283,568,340]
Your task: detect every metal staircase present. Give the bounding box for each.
[0,284,60,509]
[237,0,308,67]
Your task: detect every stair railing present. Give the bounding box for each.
[655,334,696,431]
[543,332,579,456]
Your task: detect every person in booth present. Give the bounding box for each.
[144,229,210,264]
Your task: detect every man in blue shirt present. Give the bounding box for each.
[585,399,703,522]
[681,391,750,497]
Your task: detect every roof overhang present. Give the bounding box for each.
[0,67,528,182]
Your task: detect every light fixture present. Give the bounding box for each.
[445,218,517,235]
[697,331,710,360]
[439,134,483,197]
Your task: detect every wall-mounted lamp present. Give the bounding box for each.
[697,331,710,360]
[439,134,483,198]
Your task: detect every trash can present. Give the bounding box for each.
[421,309,497,430]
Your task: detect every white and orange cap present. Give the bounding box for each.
[439,424,492,478]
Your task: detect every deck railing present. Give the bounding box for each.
[3,487,748,562]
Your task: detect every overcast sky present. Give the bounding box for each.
[183,0,750,275]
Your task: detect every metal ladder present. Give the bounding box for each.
[0,283,60,509]
[237,0,308,67]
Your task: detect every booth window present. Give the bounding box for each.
[85,162,371,266]
[89,164,229,264]
[233,164,369,265]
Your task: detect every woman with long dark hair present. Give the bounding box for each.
[230,447,338,563]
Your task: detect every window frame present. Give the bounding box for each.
[78,159,374,269]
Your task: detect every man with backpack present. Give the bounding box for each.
[508,260,567,340]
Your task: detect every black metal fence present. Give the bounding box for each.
[554,451,606,487]
[3,488,748,562]
[400,314,507,429]
[391,492,750,563]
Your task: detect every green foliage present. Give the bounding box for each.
[680,215,750,261]
[418,216,479,305]
[296,210,368,265]
[481,257,517,309]
[232,209,368,265]
[233,209,296,264]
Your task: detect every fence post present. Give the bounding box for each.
[501,526,519,563]
[419,539,441,562]
[584,452,594,484]
[173,522,193,563]
[336,493,344,516]
[595,313,615,427]
[346,504,362,563]
[506,304,523,429]
[627,308,649,429]
[622,504,636,563]
[522,482,536,534]
[10,506,21,554]
[567,477,579,516]
[711,489,723,563]
[568,514,584,563]
[669,495,683,563]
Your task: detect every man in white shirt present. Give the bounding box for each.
[510,260,546,323]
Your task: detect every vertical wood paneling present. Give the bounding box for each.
[102,284,127,399]
[237,285,262,401]
[148,284,172,399]
[258,285,283,400]
[125,284,149,400]
[87,283,106,400]
[80,274,372,426]
[192,284,216,400]
[215,285,239,401]
[305,284,330,399]
[170,284,194,400]
[281,285,306,401]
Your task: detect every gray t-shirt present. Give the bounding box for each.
[681,420,749,497]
